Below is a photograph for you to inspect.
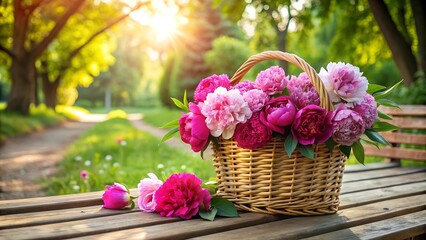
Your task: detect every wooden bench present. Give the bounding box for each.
[363,105,426,164]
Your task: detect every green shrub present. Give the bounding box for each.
[107,109,127,119]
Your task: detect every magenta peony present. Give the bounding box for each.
[234,112,272,149]
[291,105,333,145]
[154,173,211,220]
[288,73,320,110]
[243,89,270,112]
[332,104,366,146]
[260,96,296,134]
[102,183,131,209]
[319,62,368,106]
[137,173,163,213]
[231,80,256,93]
[353,94,378,128]
[179,103,210,152]
[194,74,230,103]
[255,66,288,95]
[201,87,252,139]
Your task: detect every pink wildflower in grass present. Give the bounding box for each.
[115,137,123,143]
[179,103,210,152]
[332,104,366,146]
[352,94,378,128]
[231,80,256,94]
[154,173,211,220]
[80,170,88,180]
[201,87,252,139]
[260,96,296,134]
[288,73,320,110]
[138,173,163,213]
[243,89,270,112]
[319,62,368,106]
[255,66,288,95]
[234,112,272,149]
[194,74,230,103]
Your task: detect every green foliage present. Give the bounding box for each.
[55,105,89,121]
[44,118,215,195]
[140,107,183,128]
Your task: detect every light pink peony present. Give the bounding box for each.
[154,173,211,220]
[194,74,230,103]
[179,103,210,152]
[288,73,320,110]
[255,66,288,95]
[102,183,131,209]
[260,96,296,134]
[137,173,163,213]
[201,87,252,139]
[291,105,333,145]
[332,104,366,146]
[243,89,270,112]
[319,62,368,106]
[80,170,88,180]
[231,80,256,94]
[352,94,378,128]
[234,112,272,149]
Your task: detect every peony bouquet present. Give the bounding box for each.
[163,62,400,164]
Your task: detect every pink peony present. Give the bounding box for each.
[102,183,131,209]
[194,74,230,103]
[332,104,366,146]
[234,112,272,149]
[288,73,320,110]
[352,94,378,128]
[260,96,296,134]
[319,62,368,106]
[201,87,252,139]
[137,173,163,213]
[291,105,333,145]
[231,80,256,93]
[255,66,288,95]
[80,170,88,180]
[179,103,210,152]
[243,89,270,112]
[154,173,211,220]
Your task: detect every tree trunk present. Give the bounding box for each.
[6,60,35,115]
[410,0,426,76]
[276,30,289,72]
[42,79,59,109]
[368,0,417,85]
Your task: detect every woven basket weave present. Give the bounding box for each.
[212,51,347,215]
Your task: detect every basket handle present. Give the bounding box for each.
[230,51,333,111]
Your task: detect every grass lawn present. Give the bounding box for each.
[43,118,215,195]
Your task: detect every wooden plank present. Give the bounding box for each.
[378,105,426,116]
[0,211,181,240]
[188,195,426,240]
[70,195,426,239]
[364,145,426,161]
[380,131,426,145]
[343,162,399,173]
[342,167,426,182]
[341,172,426,194]
[304,211,426,240]
[384,117,426,129]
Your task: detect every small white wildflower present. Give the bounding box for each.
[98,169,105,174]
[181,165,187,170]
[73,185,80,191]
[113,162,120,168]
[103,164,108,168]
[157,163,164,169]
[75,156,82,161]
[120,140,127,146]
[105,155,113,161]
[84,160,91,166]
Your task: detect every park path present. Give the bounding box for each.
[0,113,194,200]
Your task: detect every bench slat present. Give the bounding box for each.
[378,105,426,116]
[364,145,426,161]
[342,167,426,182]
[380,132,426,145]
[384,117,426,129]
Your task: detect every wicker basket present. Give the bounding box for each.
[212,51,347,215]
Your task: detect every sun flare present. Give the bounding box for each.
[150,13,178,41]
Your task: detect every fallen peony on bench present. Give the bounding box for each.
[0,105,425,240]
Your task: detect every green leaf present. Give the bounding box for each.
[202,180,218,195]
[360,138,380,148]
[200,140,211,160]
[376,99,399,108]
[183,90,189,109]
[378,111,393,120]
[372,121,399,132]
[373,80,403,99]
[352,140,365,165]
[129,200,135,210]
[339,145,351,158]
[211,197,239,217]
[298,144,314,159]
[160,127,179,143]
[284,134,297,157]
[171,97,188,111]
[364,129,389,145]
[199,206,218,221]
[325,139,336,151]
[367,84,386,94]
[160,119,179,129]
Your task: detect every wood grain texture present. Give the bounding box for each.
[364,145,426,161]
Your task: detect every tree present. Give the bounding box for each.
[0,0,149,114]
